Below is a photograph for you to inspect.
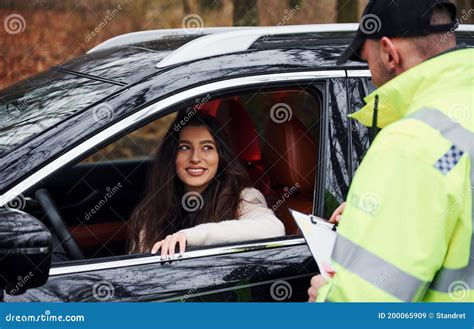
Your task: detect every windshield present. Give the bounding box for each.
[0,70,120,157]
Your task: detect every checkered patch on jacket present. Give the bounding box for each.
[433,145,465,174]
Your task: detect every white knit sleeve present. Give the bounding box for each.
[179,188,285,246]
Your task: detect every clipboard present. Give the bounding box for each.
[289,209,337,280]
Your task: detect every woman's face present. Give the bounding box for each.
[175,125,219,194]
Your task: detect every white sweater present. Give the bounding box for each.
[179,187,285,246]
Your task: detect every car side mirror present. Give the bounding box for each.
[0,208,52,296]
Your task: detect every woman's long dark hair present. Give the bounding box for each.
[128,110,251,253]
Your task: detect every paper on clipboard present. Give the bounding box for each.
[290,209,337,280]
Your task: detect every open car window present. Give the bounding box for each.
[28,85,324,264]
[81,113,178,163]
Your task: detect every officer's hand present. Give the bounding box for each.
[308,275,327,302]
[329,202,346,224]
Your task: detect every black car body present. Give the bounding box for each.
[1,24,473,302]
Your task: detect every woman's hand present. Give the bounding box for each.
[151,232,187,260]
[329,202,346,224]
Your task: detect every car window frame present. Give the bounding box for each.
[346,70,374,178]
[1,70,346,272]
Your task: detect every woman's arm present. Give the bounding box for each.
[180,188,285,246]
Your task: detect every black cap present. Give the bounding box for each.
[337,0,457,65]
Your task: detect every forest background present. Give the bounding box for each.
[1,0,473,89]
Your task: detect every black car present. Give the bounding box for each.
[1,24,472,302]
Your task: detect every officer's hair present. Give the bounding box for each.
[410,6,456,58]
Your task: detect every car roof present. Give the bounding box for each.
[58,23,473,84]
[56,24,363,84]
[88,24,360,67]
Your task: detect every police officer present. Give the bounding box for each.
[308,0,473,302]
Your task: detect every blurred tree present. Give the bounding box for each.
[125,0,152,31]
[337,0,358,22]
[357,0,369,17]
[182,0,201,14]
[288,0,301,8]
[258,0,289,26]
[183,0,191,14]
[456,0,474,23]
[233,0,258,26]
[295,0,337,24]
[198,0,223,11]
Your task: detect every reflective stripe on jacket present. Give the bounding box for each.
[317,48,474,302]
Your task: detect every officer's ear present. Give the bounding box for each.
[378,37,402,74]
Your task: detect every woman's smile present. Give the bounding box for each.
[186,167,207,176]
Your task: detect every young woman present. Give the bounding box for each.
[128,110,285,258]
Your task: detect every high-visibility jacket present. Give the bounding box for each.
[317,48,473,302]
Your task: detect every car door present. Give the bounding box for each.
[5,70,350,302]
[6,237,316,302]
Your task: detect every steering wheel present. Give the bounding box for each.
[35,188,85,260]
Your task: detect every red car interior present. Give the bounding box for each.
[200,95,317,234]
[69,94,317,255]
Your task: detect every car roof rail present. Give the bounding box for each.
[156,24,474,68]
[155,23,359,68]
[88,23,473,66]
[87,27,254,54]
